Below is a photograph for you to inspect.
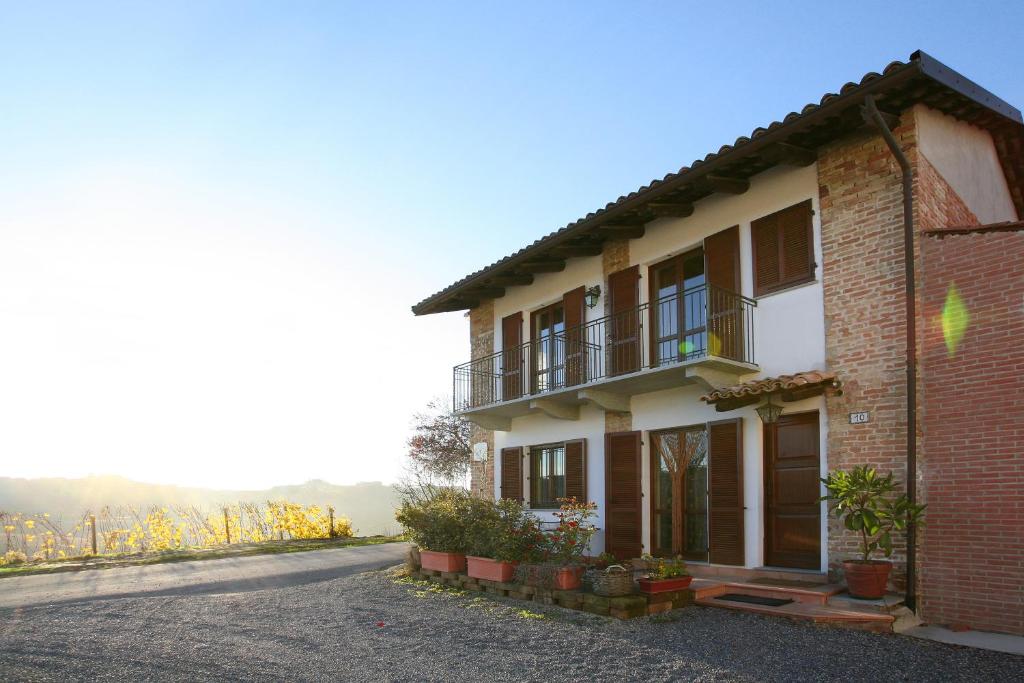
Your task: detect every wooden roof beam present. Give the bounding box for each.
[645,201,695,218]
[519,259,566,274]
[467,286,505,299]
[760,142,817,167]
[487,272,534,287]
[706,174,750,195]
[596,223,646,239]
[548,243,603,257]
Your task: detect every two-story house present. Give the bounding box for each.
[413,51,1024,635]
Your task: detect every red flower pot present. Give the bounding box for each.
[466,556,518,582]
[419,550,467,573]
[638,576,692,594]
[843,560,891,599]
[554,566,585,590]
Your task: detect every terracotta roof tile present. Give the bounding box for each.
[700,371,840,403]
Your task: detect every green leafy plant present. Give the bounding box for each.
[591,551,618,569]
[641,553,688,579]
[394,488,473,554]
[820,466,926,562]
[543,498,598,567]
[465,497,544,562]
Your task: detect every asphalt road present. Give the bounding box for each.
[0,542,408,610]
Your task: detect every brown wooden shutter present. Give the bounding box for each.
[607,266,640,375]
[752,200,814,296]
[604,430,642,560]
[780,200,814,283]
[564,439,587,503]
[562,286,586,386]
[500,447,523,502]
[752,215,781,295]
[501,312,523,400]
[704,226,743,360]
[708,418,744,565]
[704,225,740,292]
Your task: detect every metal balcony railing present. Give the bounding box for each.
[453,284,756,412]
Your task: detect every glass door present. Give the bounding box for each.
[651,426,708,560]
[651,249,706,366]
[531,303,565,393]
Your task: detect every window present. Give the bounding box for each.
[650,426,708,560]
[751,200,815,296]
[649,249,707,365]
[531,303,565,392]
[530,444,566,508]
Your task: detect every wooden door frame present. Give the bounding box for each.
[604,430,642,560]
[762,409,822,570]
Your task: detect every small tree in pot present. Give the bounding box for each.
[821,466,926,599]
[545,498,598,590]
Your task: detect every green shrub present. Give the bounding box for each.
[394,488,473,554]
[465,498,545,562]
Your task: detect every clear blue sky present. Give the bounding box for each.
[1,2,1020,488]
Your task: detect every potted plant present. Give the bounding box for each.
[395,488,471,572]
[544,498,598,590]
[465,498,542,582]
[821,465,926,599]
[638,554,691,593]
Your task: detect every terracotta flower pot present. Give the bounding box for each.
[843,560,892,599]
[419,550,467,573]
[638,576,692,594]
[554,566,585,590]
[466,556,518,582]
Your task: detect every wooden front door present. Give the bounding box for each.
[604,431,642,560]
[764,411,821,570]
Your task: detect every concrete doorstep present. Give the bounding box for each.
[902,625,1024,657]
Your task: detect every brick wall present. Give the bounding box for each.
[817,112,918,587]
[468,300,495,499]
[918,228,1024,635]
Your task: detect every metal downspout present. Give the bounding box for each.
[861,95,918,611]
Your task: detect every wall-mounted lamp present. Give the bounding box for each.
[584,285,602,308]
[755,395,784,424]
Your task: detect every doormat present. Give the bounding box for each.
[715,593,793,607]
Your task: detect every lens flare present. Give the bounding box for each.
[941,283,970,357]
[708,332,722,356]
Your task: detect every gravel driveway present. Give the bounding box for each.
[1,566,1019,682]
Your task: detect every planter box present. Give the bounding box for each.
[638,576,692,594]
[466,556,518,582]
[420,550,467,573]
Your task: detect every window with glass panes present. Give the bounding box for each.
[530,444,566,509]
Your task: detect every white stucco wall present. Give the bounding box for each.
[915,104,1018,225]
[486,163,830,568]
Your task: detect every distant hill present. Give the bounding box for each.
[0,476,403,536]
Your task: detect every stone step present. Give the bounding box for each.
[686,564,830,585]
[690,578,845,605]
[695,596,895,633]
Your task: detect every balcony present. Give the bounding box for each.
[454,284,758,430]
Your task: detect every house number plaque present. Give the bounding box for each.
[849,411,870,424]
